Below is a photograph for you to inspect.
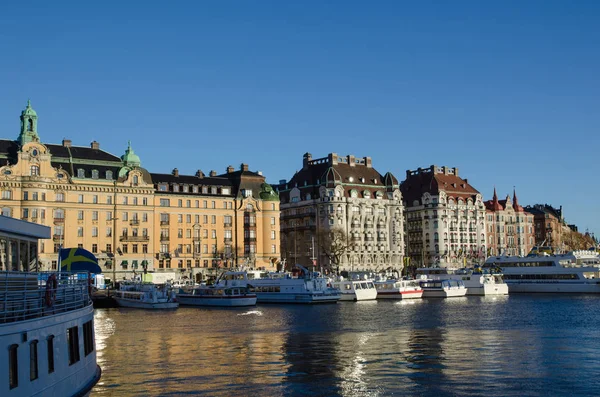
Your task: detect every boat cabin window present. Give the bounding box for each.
[9,344,18,389]
[67,326,81,366]
[30,340,39,381]
[84,320,94,356]
[47,335,55,374]
[344,284,352,290]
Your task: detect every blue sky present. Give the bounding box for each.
[0,1,599,235]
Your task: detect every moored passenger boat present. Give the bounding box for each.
[416,267,508,296]
[0,217,101,397]
[113,282,179,309]
[331,277,378,301]
[248,265,340,303]
[374,278,423,299]
[419,279,467,298]
[484,250,600,293]
[177,272,257,307]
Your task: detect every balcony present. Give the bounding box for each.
[52,234,63,242]
[224,237,232,243]
[246,237,257,242]
[160,235,170,242]
[160,220,170,226]
[120,235,150,242]
[365,237,374,242]
[224,222,232,228]
[53,217,65,224]
[130,219,140,226]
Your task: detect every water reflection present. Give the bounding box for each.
[93,296,600,396]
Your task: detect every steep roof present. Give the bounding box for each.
[401,165,479,206]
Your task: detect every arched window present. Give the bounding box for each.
[133,175,139,185]
[30,165,39,176]
[77,169,85,178]
[105,170,113,180]
[27,119,33,131]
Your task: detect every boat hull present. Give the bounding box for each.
[376,290,423,299]
[506,281,600,294]
[338,289,378,301]
[422,288,467,298]
[466,283,509,296]
[113,298,179,309]
[255,292,340,304]
[177,295,257,307]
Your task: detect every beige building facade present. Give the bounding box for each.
[0,101,280,281]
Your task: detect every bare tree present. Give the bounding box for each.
[317,228,352,272]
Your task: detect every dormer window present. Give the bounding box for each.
[242,189,253,198]
[202,186,208,194]
[159,184,168,192]
[211,187,217,194]
[173,184,179,192]
[192,186,198,193]
[348,177,354,182]
[30,165,39,176]
[183,185,189,193]
[106,170,113,180]
[77,169,85,178]
[222,188,230,195]
[92,170,99,179]
[133,175,139,186]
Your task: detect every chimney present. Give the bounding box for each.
[227,165,234,173]
[240,163,249,172]
[62,139,72,148]
[328,152,338,166]
[209,170,217,177]
[363,156,372,168]
[195,170,204,178]
[442,166,448,175]
[90,141,100,150]
[453,167,459,177]
[302,152,312,170]
[464,178,468,184]
[347,155,356,167]
[172,168,179,177]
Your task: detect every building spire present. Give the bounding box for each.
[18,99,39,145]
[513,187,523,211]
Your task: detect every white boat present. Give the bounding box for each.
[0,217,101,397]
[416,267,509,296]
[484,250,600,294]
[247,265,340,304]
[113,282,179,309]
[419,279,467,298]
[177,271,257,307]
[374,278,423,299]
[331,277,378,301]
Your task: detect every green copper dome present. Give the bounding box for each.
[121,141,141,167]
[259,183,280,201]
[21,100,37,117]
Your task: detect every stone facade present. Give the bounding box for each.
[0,101,280,281]
[524,204,564,250]
[484,189,535,256]
[400,165,487,268]
[275,153,404,273]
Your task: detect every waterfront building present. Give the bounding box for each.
[400,165,487,268]
[0,101,280,281]
[275,153,405,273]
[483,189,535,256]
[524,204,565,250]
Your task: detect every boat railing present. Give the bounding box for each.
[0,271,92,324]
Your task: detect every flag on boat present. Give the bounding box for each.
[59,248,102,273]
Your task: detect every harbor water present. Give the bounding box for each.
[91,295,600,396]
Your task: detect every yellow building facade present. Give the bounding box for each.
[0,101,280,281]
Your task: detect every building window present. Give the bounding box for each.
[30,340,39,381]
[271,230,276,240]
[83,320,94,356]
[106,170,113,180]
[30,165,40,176]
[133,175,139,185]
[271,217,276,225]
[78,227,83,237]
[77,169,85,178]
[222,188,230,195]
[1,190,11,199]
[92,244,98,253]
[143,244,148,254]
[272,244,277,254]
[92,170,99,179]
[67,326,80,365]
[160,199,170,207]
[47,335,55,374]
[9,344,18,389]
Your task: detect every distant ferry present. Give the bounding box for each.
[332,277,378,301]
[484,250,600,293]
[373,278,423,299]
[0,217,101,397]
[177,271,257,307]
[247,265,340,304]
